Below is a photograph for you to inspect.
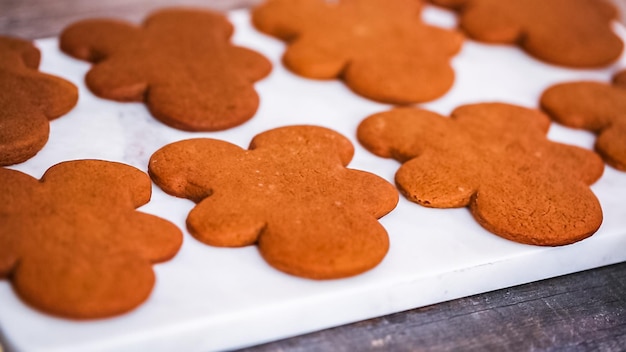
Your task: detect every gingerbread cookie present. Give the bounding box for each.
[357,103,604,246]
[252,0,463,104]
[0,160,182,319]
[540,70,626,171]
[60,8,272,131]
[0,36,78,166]
[430,0,623,67]
[148,126,398,279]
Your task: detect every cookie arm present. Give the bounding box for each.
[149,138,244,201]
[541,82,622,131]
[0,99,49,166]
[227,46,273,82]
[59,19,140,62]
[84,58,148,102]
[596,120,626,171]
[124,212,183,263]
[0,168,40,278]
[357,108,445,161]
[26,72,78,120]
[541,83,626,168]
[0,167,41,205]
[395,151,478,208]
[41,160,152,208]
[282,33,349,79]
[341,169,398,218]
[187,194,267,247]
[543,142,605,185]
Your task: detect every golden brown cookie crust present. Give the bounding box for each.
[357,103,604,246]
[148,125,398,279]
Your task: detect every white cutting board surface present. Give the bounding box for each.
[2,6,626,352]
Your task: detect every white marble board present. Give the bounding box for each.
[1,6,626,352]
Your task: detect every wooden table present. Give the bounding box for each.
[2,1,626,351]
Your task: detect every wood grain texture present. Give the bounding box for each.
[0,0,261,39]
[239,262,626,351]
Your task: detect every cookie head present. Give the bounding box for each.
[0,160,182,318]
[252,0,463,104]
[431,0,624,67]
[0,36,78,166]
[541,70,626,171]
[60,8,272,131]
[358,103,604,246]
[149,126,398,279]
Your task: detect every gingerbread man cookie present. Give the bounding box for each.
[252,0,463,104]
[0,160,182,319]
[0,36,78,166]
[60,8,272,131]
[430,0,623,67]
[148,126,398,279]
[541,70,626,171]
[357,103,604,246]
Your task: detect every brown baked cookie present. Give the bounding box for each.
[0,160,182,319]
[614,69,626,86]
[357,103,604,246]
[429,0,623,67]
[0,36,78,166]
[252,0,463,104]
[60,8,272,131]
[148,126,398,279]
[540,70,626,171]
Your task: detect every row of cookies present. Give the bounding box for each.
[4,1,625,167]
[1,0,625,320]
